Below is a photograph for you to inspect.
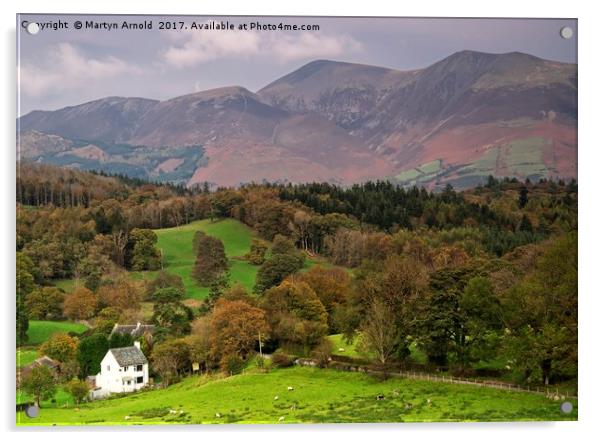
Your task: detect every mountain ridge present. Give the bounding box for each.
[17,50,577,189]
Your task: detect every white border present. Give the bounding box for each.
[2,1,600,439]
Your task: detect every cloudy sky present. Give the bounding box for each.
[17,15,577,115]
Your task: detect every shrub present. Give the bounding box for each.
[221,354,245,375]
[271,351,294,368]
[131,407,171,419]
[311,338,333,368]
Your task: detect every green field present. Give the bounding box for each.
[328,334,363,359]
[54,217,336,301]
[150,218,259,300]
[16,349,38,368]
[395,160,442,185]
[17,387,75,407]
[54,278,77,293]
[26,320,88,346]
[16,366,577,425]
[503,137,549,177]
[328,334,428,365]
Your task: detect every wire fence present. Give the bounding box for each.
[296,358,578,400]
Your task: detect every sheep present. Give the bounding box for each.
[278,416,285,422]
[274,395,279,400]
[124,416,131,420]
[287,386,294,391]
[338,348,345,352]
[215,413,221,418]
[427,399,432,405]
[169,409,177,414]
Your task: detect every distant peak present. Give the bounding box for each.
[445,49,545,63]
[170,85,257,103]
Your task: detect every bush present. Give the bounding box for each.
[131,407,171,419]
[271,351,294,368]
[311,338,333,368]
[221,354,245,375]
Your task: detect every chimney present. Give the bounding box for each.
[134,341,141,350]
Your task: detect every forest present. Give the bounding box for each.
[16,161,577,401]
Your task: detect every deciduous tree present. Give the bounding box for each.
[25,287,64,320]
[63,287,98,320]
[21,365,56,407]
[39,333,77,363]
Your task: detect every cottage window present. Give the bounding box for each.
[127,380,131,385]
[124,366,129,372]
[137,376,143,384]
[136,364,143,372]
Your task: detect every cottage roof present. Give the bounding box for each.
[109,346,147,367]
[110,322,155,337]
[34,355,60,369]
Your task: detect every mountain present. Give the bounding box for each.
[258,59,418,129]
[19,97,159,143]
[17,50,577,189]
[260,51,577,188]
[18,86,392,187]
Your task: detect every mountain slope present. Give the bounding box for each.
[261,51,577,187]
[258,59,418,129]
[17,50,577,189]
[19,97,159,143]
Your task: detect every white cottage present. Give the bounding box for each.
[94,341,149,397]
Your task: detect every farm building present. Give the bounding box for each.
[17,355,60,386]
[110,322,155,339]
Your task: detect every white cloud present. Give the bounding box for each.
[19,43,142,98]
[269,33,362,63]
[162,25,362,68]
[163,29,261,68]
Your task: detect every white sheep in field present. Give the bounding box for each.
[287,386,294,391]
[215,413,221,418]
[278,416,285,422]
[274,395,279,400]
[124,416,130,420]
[169,410,177,414]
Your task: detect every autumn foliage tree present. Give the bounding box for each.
[151,338,191,386]
[297,266,351,331]
[40,333,78,363]
[63,287,98,320]
[261,280,328,353]
[98,279,143,310]
[209,299,269,370]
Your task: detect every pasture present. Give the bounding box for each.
[26,320,88,346]
[151,218,259,299]
[16,366,577,425]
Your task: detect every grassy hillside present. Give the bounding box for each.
[26,320,88,346]
[16,366,577,425]
[55,218,339,300]
[150,218,259,300]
